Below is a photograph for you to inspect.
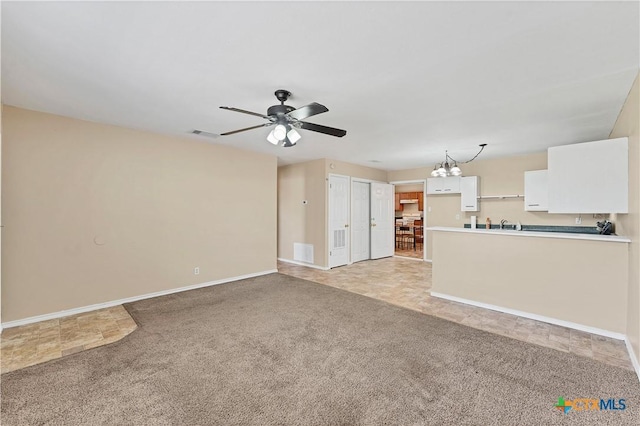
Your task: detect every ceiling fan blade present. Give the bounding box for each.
[286,102,329,121]
[220,122,274,136]
[298,121,347,138]
[220,106,273,120]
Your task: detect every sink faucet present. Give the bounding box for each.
[500,219,508,229]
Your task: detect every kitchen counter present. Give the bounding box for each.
[427,226,630,243]
[429,226,629,335]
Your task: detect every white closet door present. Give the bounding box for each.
[351,181,371,263]
[329,175,350,268]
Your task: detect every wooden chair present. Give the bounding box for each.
[397,225,412,249]
[395,226,404,248]
[403,226,414,249]
[413,220,423,251]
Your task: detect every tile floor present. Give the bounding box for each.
[1,305,137,374]
[394,247,424,259]
[1,257,632,374]
[278,257,633,371]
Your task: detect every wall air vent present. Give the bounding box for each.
[333,229,346,249]
[190,129,219,138]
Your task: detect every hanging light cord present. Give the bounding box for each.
[446,143,487,164]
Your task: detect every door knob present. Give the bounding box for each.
[371,223,377,227]
[345,224,349,227]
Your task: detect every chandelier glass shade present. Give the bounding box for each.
[430,144,487,177]
[432,158,462,177]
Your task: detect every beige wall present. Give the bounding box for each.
[1,107,277,322]
[611,72,640,367]
[389,153,586,259]
[0,105,3,327]
[325,160,387,182]
[394,183,424,193]
[462,153,584,225]
[387,167,426,183]
[432,230,629,333]
[278,159,387,268]
[277,159,327,267]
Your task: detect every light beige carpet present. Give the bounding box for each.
[1,273,639,425]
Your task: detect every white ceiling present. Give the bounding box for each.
[2,1,638,170]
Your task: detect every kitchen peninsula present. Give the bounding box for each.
[428,227,630,337]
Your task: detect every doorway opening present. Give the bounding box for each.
[392,180,427,261]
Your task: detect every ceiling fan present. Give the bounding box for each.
[219,90,347,147]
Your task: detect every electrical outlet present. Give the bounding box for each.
[428,206,432,212]
[455,214,460,220]
[194,267,200,275]
[575,217,582,225]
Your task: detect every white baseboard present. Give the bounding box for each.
[430,291,626,341]
[1,269,277,329]
[624,337,640,382]
[277,258,330,271]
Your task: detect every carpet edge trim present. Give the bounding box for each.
[1,269,278,329]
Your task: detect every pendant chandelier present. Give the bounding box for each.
[431,144,487,177]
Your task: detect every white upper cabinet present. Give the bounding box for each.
[460,176,479,211]
[524,170,548,211]
[548,137,628,214]
[426,176,461,194]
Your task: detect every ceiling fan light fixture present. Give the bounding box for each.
[267,129,279,145]
[219,90,347,147]
[272,124,288,141]
[283,138,296,148]
[287,127,301,144]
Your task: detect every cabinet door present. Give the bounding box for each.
[426,178,442,194]
[548,137,628,213]
[524,170,548,211]
[441,176,461,193]
[460,176,478,211]
[408,192,418,200]
[418,192,424,211]
[427,177,460,194]
[394,193,402,211]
